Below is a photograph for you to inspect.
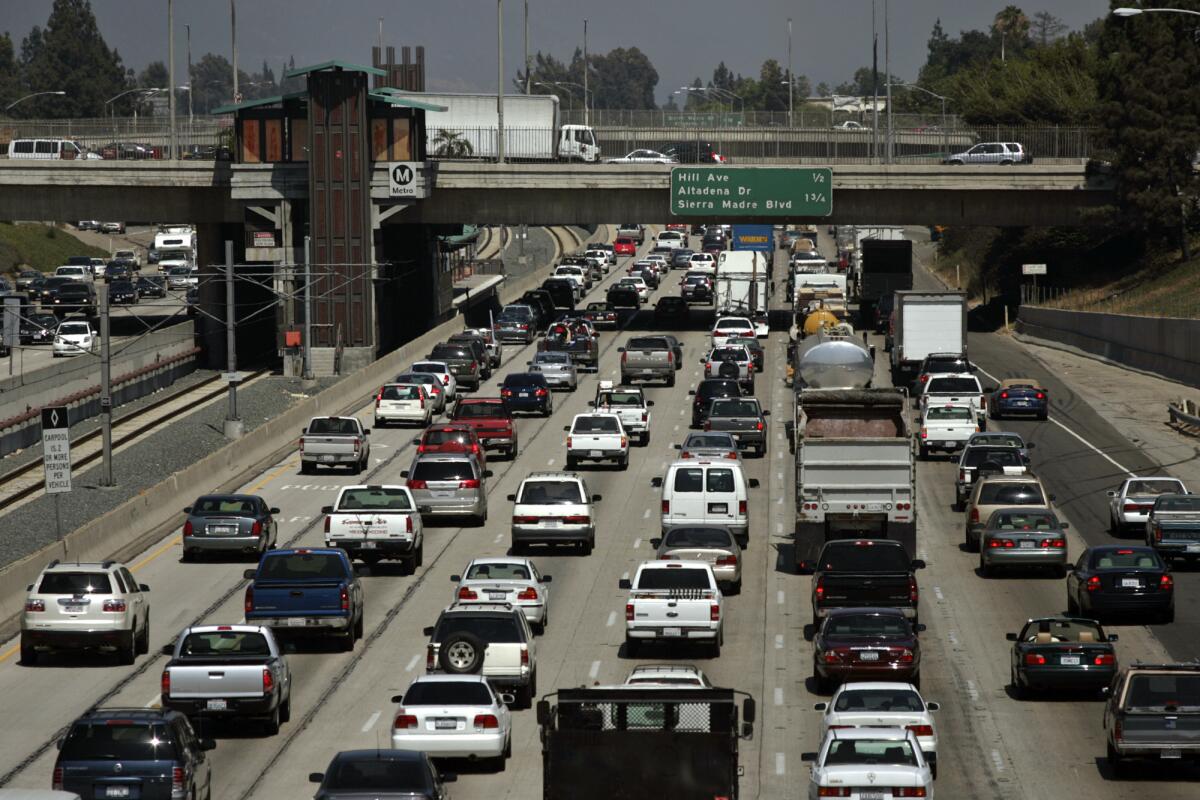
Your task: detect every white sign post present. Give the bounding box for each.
[41,406,72,557]
[1022,264,1047,302]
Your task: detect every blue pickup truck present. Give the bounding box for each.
[243,548,365,651]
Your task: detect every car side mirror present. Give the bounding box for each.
[483,470,494,478]
[926,702,940,712]
[308,773,324,784]
[1105,490,1116,498]
[617,347,625,353]
[499,692,517,705]
[423,626,435,636]
[198,738,217,751]
[243,569,257,580]
[1026,442,1036,449]
[506,494,517,502]
[390,694,405,703]
[400,470,410,478]
[698,358,706,364]
[183,506,192,514]
[1108,634,1119,642]
[688,390,696,396]
[139,583,150,592]
[270,507,280,515]
[911,559,926,570]
[300,429,307,436]
[321,505,333,515]
[587,400,596,407]
[762,410,771,416]
[412,437,422,445]
[618,578,632,590]
[1048,494,1057,502]
[646,400,655,407]
[526,361,532,366]
[742,697,756,723]
[1060,522,1070,530]
[1005,632,1018,641]
[363,428,371,435]
[592,494,603,501]
[914,623,927,633]
[650,477,663,488]
[813,702,828,711]
[673,443,682,450]
[748,479,760,489]
[450,574,461,582]
[801,752,818,763]
[161,643,175,656]
[537,699,552,725]
[542,575,553,582]
[563,426,571,432]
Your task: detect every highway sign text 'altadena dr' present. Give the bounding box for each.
[671,167,833,217]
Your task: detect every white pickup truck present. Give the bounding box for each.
[917,373,988,428]
[160,624,293,734]
[592,381,654,446]
[300,416,370,474]
[619,561,724,657]
[564,413,629,470]
[322,485,424,570]
[917,404,978,459]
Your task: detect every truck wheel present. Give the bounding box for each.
[579,536,594,556]
[136,619,150,655]
[1161,605,1176,624]
[19,635,36,666]
[299,461,311,475]
[641,431,651,447]
[117,630,137,665]
[666,372,675,387]
[263,704,281,736]
[710,631,723,659]
[624,636,640,658]
[1106,742,1128,777]
[619,455,629,470]
[1066,590,1079,615]
[354,613,364,641]
[918,446,929,461]
[415,539,424,568]
[566,456,577,470]
[280,694,291,723]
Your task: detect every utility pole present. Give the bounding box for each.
[524,0,531,94]
[168,0,176,160]
[186,24,193,126]
[871,0,879,163]
[303,235,313,380]
[787,17,793,127]
[231,0,239,103]
[224,241,244,438]
[885,0,893,164]
[98,282,113,486]
[378,17,384,55]
[583,19,589,127]
[497,0,505,164]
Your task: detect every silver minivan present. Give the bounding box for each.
[652,459,759,547]
[403,453,492,526]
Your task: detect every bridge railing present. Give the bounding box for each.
[0,117,228,160]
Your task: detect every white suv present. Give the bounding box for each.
[21,559,151,666]
[508,472,601,554]
[945,141,1029,165]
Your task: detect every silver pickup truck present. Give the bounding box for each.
[1104,662,1200,774]
[619,336,676,387]
[300,416,371,474]
[704,396,769,457]
[161,624,292,734]
[1145,494,1200,563]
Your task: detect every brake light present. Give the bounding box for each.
[919,374,929,383]
[909,576,918,604]
[171,767,184,796]
[896,648,915,663]
[1160,573,1174,591]
[244,586,254,612]
[512,515,539,524]
[340,586,350,611]
[375,392,382,408]
[959,469,966,482]
[1036,392,1045,399]
[1000,391,1009,399]
[738,500,747,515]
[969,508,980,524]
[517,588,538,600]
[756,420,764,431]
[1115,720,1123,740]
[894,790,927,798]
[458,586,478,600]
[704,420,712,431]
[443,374,450,384]
[566,436,573,449]
[183,520,193,536]
[431,384,441,395]
[642,412,648,422]
[815,576,825,601]
[1086,575,1102,592]
[408,479,428,489]
[25,599,45,612]
[459,479,481,489]
[621,351,627,365]
[817,788,850,797]
[102,599,127,612]
[406,515,413,534]
[1122,504,1143,513]
[53,767,63,790]
[417,444,426,453]
[626,603,635,620]
[394,712,418,729]
[621,436,628,448]
[710,604,721,621]
[501,388,513,397]
[353,437,362,453]
[323,515,331,534]
[667,351,674,364]
[562,515,590,524]
[419,394,425,409]
[251,520,263,537]
[1153,525,1162,543]
[520,647,529,666]
[1040,538,1065,548]
[988,539,1015,548]
[470,361,478,371]
[427,646,435,670]
[474,714,500,730]
[298,436,305,450]
[906,724,934,737]
[661,500,669,515]
[716,555,738,566]
[262,667,274,693]
[919,428,927,440]
[1025,653,1047,665]
[1094,653,1116,666]
[161,670,170,697]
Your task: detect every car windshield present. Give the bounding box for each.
[1020,618,1105,643]
[989,510,1058,530]
[435,615,523,643]
[684,434,736,449]
[192,496,257,515]
[259,553,346,581]
[519,481,583,504]
[597,392,643,407]
[328,759,427,790]
[636,568,711,590]
[1124,674,1200,712]
[337,487,412,511]
[1092,549,1163,570]
[971,434,1023,448]
[466,562,532,580]
[926,377,979,393]
[429,346,469,359]
[824,613,910,638]
[574,416,620,434]
[503,374,544,388]
[534,353,570,365]
[58,323,90,335]
[411,362,447,375]
[977,483,1045,505]
[423,429,472,447]
[628,338,668,350]
[698,381,740,399]
[411,461,475,482]
[710,399,759,416]
[403,681,493,706]
[181,630,271,657]
[60,722,177,761]
[38,572,112,594]
[963,448,1023,468]
[308,418,359,435]
[382,385,422,400]
[1155,495,1200,511]
[834,688,924,712]
[926,406,972,421]
[716,320,752,331]
[824,739,918,767]
[453,403,506,419]
[818,544,911,572]
[1127,480,1185,496]
[168,267,191,276]
[710,348,747,362]
[663,527,734,549]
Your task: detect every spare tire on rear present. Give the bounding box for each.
[718,360,740,379]
[439,631,486,674]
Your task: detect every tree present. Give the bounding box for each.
[711,62,734,92]
[992,5,1031,62]
[590,47,658,109]
[20,1,126,117]
[279,55,304,93]
[190,53,236,114]
[815,81,830,97]
[0,33,19,111]
[1031,11,1067,46]
[431,129,473,157]
[138,61,167,91]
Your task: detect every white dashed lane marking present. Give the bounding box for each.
[404,654,420,672]
[361,711,381,733]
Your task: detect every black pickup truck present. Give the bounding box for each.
[811,539,925,626]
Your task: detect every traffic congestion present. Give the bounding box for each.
[4,221,1199,799]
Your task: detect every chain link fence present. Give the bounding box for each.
[1022,283,1200,319]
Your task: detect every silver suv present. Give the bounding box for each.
[402,453,492,526]
[423,603,538,707]
[945,142,1029,165]
[508,472,601,554]
[21,559,151,665]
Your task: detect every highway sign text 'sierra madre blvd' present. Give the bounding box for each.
[670,167,833,217]
[41,406,72,494]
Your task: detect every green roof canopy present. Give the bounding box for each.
[367,92,447,112]
[284,60,386,79]
[211,91,307,115]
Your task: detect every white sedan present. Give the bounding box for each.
[814,682,940,779]
[410,360,459,402]
[52,321,97,357]
[450,557,552,633]
[390,674,512,766]
[688,253,717,274]
[603,149,678,164]
[711,316,756,348]
[806,728,934,799]
[374,382,433,427]
[617,276,651,303]
[1107,476,1188,532]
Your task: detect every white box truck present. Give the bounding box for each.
[403,91,599,162]
[714,251,771,337]
[888,290,968,384]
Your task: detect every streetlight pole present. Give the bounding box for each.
[98,282,113,486]
[787,17,794,127]
[890,82,950,159]
[535,82,574,112]
[885,0,893,164]
[224,240,243,439]
[186,24,193,126]
[524,0,530,95]
[583,19,589,127]
[231,0,239,103]
[1113,6,1200,17]
[872,0,879,163]
[3,90,65,113]
[497,0,505,164]
[168,0,177,160]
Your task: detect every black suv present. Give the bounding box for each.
[915,352,975,391]
[51,282,97,318]
[54,708,214,799]
[606,285,640,310]
[541,278,577,311]
[520,290,556,328]
[311,749,453,800]
[689,378,743,428]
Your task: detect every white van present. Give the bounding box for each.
[653,459,759,546]
[54,265,92,281]
[6,139,98,160]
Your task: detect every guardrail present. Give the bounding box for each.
[1169,399,1200,436]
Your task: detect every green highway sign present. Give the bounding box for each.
[670,167,833,217]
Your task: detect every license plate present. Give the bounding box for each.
[1019,540,1036,549]
[1060,655,1081,666]
[520,392,531,397]
[207,698,228,711]
[1015,400,1029,406]
[1161,748,1182,759]
[63,604,85,614]
[286,617,306,627]
[211,525,236,536]
[590,450,604,457]
[1188,544,1200,553]
[105,788,130,798]
[359,541,377,549]
[709,503,728,514]
[859,651,880,661]
[488,592,507,601]
[662,627,682,637]
[942,440,956,448]
[435,718,458,730]
[865,502,884,512]
[1121,578,1141,588]
[320,454,335,462]
[432,491,454,498]
[860,792,885,800]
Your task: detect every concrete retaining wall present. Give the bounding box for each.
[0,265,552,633]
[1015,306,1200,388]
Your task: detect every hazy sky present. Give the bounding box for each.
[7,1,1112,102]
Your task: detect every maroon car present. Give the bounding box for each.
[812,607,924,693]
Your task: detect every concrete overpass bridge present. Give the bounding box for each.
[0,160,1114,229]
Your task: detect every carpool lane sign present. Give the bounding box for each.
[41,406,72,494]
[670,167,833,217]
